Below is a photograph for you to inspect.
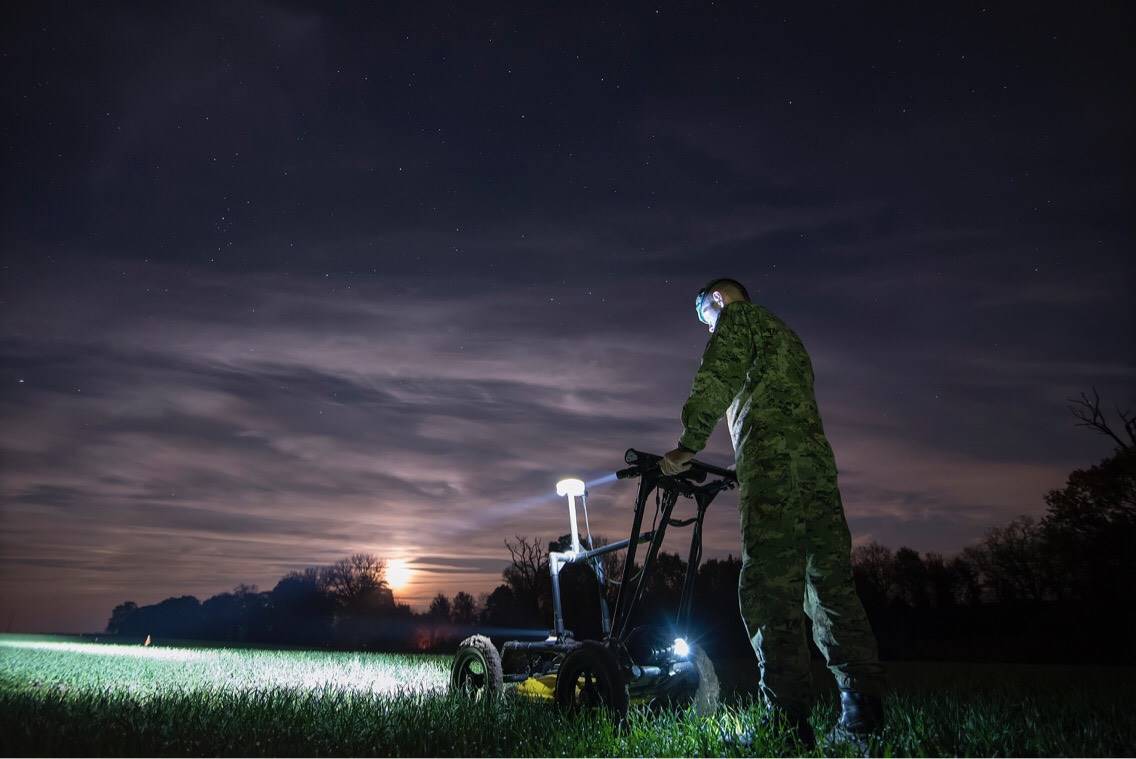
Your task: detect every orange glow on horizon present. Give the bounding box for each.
[387,558,412,591]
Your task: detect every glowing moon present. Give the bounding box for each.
[386,559,412,591]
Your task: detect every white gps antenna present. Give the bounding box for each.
[555,478,586,554]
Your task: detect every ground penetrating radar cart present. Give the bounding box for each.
[450,448,737,719]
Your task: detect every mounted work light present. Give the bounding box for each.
[556,478,586,497]
[556,478,586,554]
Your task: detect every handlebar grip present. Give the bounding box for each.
[620,449,706,483]
[624,447,737,483]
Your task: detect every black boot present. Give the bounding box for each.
[825,689,884,755]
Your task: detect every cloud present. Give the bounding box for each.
[2,247,1129,631]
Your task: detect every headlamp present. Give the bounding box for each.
[695,291,712,325]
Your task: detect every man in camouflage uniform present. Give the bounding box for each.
[660,278,886,749]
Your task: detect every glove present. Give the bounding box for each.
[660,447,695,475]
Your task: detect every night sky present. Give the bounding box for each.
[2,2,1132,634]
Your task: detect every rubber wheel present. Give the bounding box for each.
[687,645,720,716]
[451,634,504,700]
[554,641,629,720]
[655,643,719,716]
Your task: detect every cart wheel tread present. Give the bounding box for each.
[554,640,629,720]
[451,634,504,699]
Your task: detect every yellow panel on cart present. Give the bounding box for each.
[513,673,558,700]
[513,675,656,706]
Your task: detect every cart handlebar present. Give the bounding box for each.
[616,448,737,484]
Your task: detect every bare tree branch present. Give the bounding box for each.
[319,553,388,606]
[502,535,549,613]
[1068,387,1130,450]
[503,535,547,589]
[1115,403,1136,447]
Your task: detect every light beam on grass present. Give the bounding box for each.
[0,639,214,662]
[0,636,449,696]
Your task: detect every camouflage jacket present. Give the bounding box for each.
[678,301,828,456]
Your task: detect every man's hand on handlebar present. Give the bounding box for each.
[660,447,696,475]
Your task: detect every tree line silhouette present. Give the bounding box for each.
[105,391,1135,662]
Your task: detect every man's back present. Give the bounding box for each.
[679,300,830,458]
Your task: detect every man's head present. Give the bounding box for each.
[695,278,750,333]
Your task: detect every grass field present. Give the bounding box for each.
[2,633,1133,756]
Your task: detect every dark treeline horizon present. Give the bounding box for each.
[97,427,1135,664]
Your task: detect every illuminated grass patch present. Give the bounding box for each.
[1,634,1133,756]
[0,636,448,698]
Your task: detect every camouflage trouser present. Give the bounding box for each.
[737,439,887,714]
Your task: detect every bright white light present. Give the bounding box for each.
[556,478,585,554]
[0,636,449,696]
[556,478,586,497]
[0,638,214,662]
[387,559,412,591]
[672,638,690,658]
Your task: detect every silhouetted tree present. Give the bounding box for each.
[119,595,201,639]
[480,585,521,627]
[969,516,1051,602]
[320,553,393,611]
[503,535,550,623]
[892,547,929,609]
[270,569,335,645]
[322,554,398,648]
[634,551,687,625]
[201,589,245,641]
[923,553,953,608]
[451,591,477,625]
[690,554,745,599]
[852,542,896,607]
[1041,395,1136,604]
[106,601,137,635]
[948,554,982,606]
[428,593,452,621]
